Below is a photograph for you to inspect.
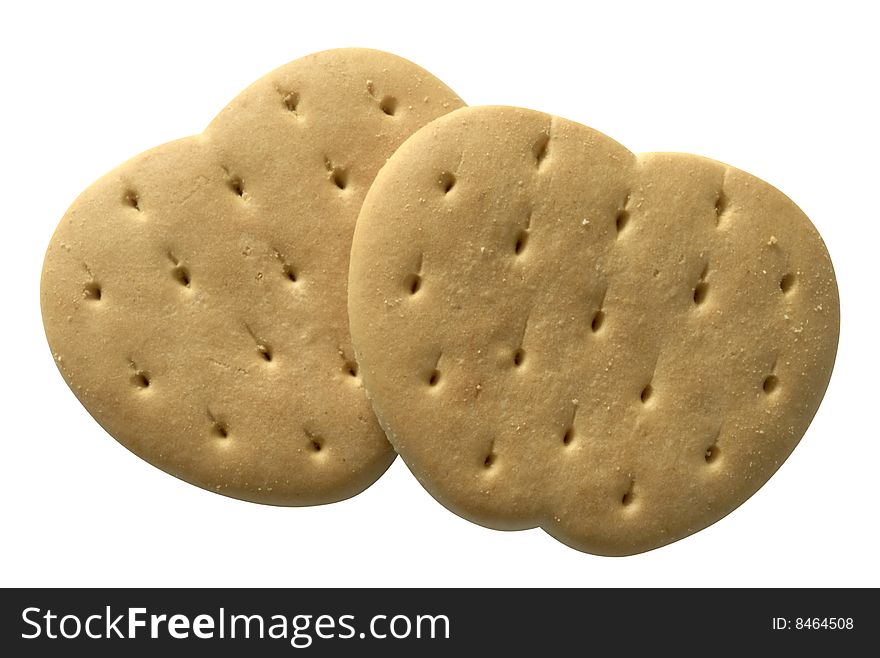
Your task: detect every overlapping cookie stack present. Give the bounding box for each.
[41,49,839,555]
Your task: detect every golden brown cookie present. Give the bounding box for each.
[41,49,464,505]
[348,106,839,554]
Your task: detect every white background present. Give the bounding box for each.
[2,0,878,587]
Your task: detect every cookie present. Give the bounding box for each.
[40,49,464,505]
[348,106,839,554]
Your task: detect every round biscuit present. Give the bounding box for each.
[41,49,464,505]
[348,105,839,554]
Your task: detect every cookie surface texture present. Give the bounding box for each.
[348,105,839,554]
[41,48,464,505]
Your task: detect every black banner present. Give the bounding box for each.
[0,588,872,655]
